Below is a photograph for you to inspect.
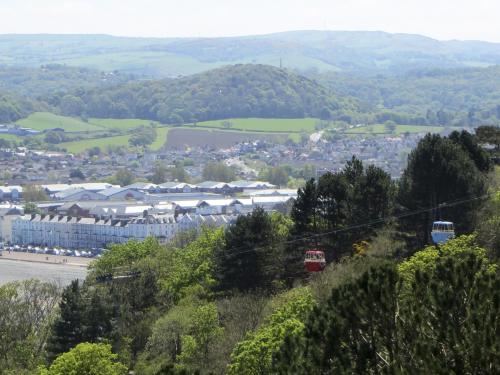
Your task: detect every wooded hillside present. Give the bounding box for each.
[65,64,357,123]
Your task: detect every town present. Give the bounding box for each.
[0,179,296,252]
[0,125,440,253]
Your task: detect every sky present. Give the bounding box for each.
[0,0,499,42]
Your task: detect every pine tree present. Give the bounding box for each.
[82,286,114,345]
[291,178,318,235]
[215,208,277,292]
[290,158,394,261]
[47,280,85,360]
[448,130,492,172]
[398,133,487,249]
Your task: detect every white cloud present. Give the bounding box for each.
[0,0,498,42]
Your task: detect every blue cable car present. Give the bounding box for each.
[431,221,455,244]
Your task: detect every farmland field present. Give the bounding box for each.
[88,118,159,130]
[165,128,289,150]
[13,113,453,153]
[191,118,318,133]
[344,124,447,134]
[58,127,170,154]
[60,134,132,153]
[17,112,160,132]
[17,113,320,136]
[150,127,170,150]
[16,112,103,132]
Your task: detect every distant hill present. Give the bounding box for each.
[0,65,133,122]
[315,66,500,127]
[0,65,134,98]
[2,31,500,77]
[71,64,356,123]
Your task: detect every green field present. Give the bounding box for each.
[58,126,170,154]
[60,134,132,153]
[18,113,320,138]
[55,51,227,77]
[344,124,448,134]
[17,112,159,133]
[150,127,170,151]
[17,112,103,132]
[192,118,319,133]
[14,112,452,152]
[0,133,23,142]
[88,118,158,130]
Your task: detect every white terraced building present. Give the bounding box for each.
[11,213,236,249]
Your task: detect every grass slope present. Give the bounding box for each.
[150,127,170,151]
[16,112,102,132]
[60,135,132,153]
[88,118,159,130]
[17,112,159,132]
[192,118,318,133]
[59,126,170,154]
[344,124,449,134]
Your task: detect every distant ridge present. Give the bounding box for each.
[1,31,500,77]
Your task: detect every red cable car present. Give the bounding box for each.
[304,249,326,272]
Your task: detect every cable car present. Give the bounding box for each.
[304,250,326,272]
[431,221,455,245]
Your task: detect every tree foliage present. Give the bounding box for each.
[22,185,49,202]
[69,64,353,123]
[108,168,135,186]
[46,280,86,360]
[215,209,293,293]
[274,237,499,374]
[228,287,314,375]
[291,157,394,260]
[129,125,157,147]
[260,166,289,187]
[319,66,500,127]
[202,162,236,182]
[169,165,191,183]
[0,280,59,374]
[398,133,488,248]
[41,343,127,375]
[159,228,224,304]
[477,190,500,259]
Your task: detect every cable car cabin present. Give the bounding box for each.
[304,250,326,272]
[431,221,455,245]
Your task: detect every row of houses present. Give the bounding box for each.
[0,183,116,201]
[50,195,294,218]
[0,181,278,202]
[47,181,282,202]
[1,193,296,248]
[45,180,275,196]
[11,213,236,249]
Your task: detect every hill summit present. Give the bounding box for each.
[76,64,355,123]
